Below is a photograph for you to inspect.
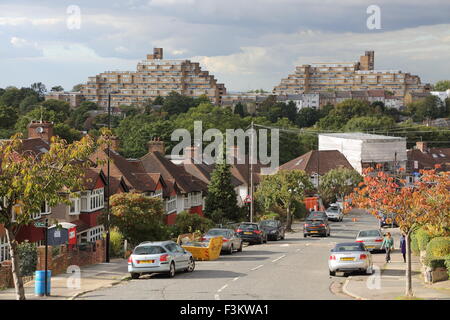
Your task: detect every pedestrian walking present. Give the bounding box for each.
[381,232,394,263]
[400,234,406,263]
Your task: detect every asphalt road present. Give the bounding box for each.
[79,210,384,300]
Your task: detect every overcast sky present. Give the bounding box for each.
[1,0,449,92]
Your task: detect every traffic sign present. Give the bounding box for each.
[34,221,46,228]
[244,195,252,204]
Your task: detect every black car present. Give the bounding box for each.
[378,212,399,228]
[307,211,328,222]
[236,223,267,244]
[303,218,330,237]
[259,220,285,241]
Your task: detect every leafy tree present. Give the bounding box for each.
[173,211,215,235]
[350,167,450,297]
[118,104,141,117]
[296,107,320,128]
[30,82,47,99]
[54,123,82,143]
[407,96,441,122]
[41,99,70,119]
[50,86,64,92]
[68,101,98,130]
[19,95,40,115]
[109,193,167,245]
[256,170,313,231]
[282,101,297,123]
[343,116,395,132]
[162,91,197,115]
[72,84,83,92]
[204,162,241,224]
[153,95,164,105]
[319,168,362,204]
[234,102,246,117]
[0,103,18,129]
[433,80,450,91]
[0,133,97,299]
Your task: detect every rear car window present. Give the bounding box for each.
[134,246,166,255]
[358,230,381,237]
[206,229,230,236]
[239,224,258,230]
[260,220,278,227]
[333,244,364,252]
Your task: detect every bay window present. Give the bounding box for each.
[81,188,104,212]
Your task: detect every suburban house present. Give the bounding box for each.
[407,142,450,173]
[279,150,354,188]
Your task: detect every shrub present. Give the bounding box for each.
[110,228,124,258]
[258,212,280,221]
[424,256,446,269]
[174,211,215,235]
[410,232,420,256]
[444,254,450,278]
[426,237,450,258]
[416,227,433,251]
[17,241,37,277]
[292,201,308,220]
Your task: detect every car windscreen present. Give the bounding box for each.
[260,220,278,227]
[239,224,258,230]
[333,244,364,252]
[206,229,230,236]
[327,207,339,211]
[358,230,381,238]
[133,246,166,255]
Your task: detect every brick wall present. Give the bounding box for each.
[0,240,106,288]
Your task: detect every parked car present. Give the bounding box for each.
[307,211,328,222]
[128,241,195,279]
[356,229,384,252]
[259,220,285,241]
[202,228,243,254]
[303,217,330,237]
[325,204,343,222]
[236,222,267,244]
[328,242,373,276]
[378,211,399,228]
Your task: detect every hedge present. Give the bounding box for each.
[17,241,38,277]
[416,227,432,251]
[410,232,420,255]
[426,237,450,258]
[444,254,450,278]
[424,256,446,269]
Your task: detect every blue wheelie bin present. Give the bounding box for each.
[35,270,51,296]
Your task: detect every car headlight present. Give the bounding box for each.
[270,230,277,234]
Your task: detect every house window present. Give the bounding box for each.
[87,225,104,242]
[150,189,163,199]
[0,235,10,262]
[81,188,104,212]
[183,195,190,209]
[69,194,81,215]
[166,196,177,214]
[40,201,51,216]
[191,192,202,206]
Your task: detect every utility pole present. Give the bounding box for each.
[44,218,49,296]
[250,121,254,223]
[105,93,112,263]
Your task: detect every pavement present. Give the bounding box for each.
[0,258,129,300]
[343,240,450,300]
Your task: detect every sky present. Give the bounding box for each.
[1,0,449,92]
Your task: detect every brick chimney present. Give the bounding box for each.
[416,141,428,153]
[27,121,54,143]
[148,137,165,154]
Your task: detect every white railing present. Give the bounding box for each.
[0,235,10,262]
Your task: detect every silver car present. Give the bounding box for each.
[329,242,373,276]
[356,229,385,252]
[325,204,343,222]
[202,228,243,254]
[128,241,195,279]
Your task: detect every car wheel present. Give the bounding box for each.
[130,272,140,280]
[304,234,307,238]
[264,236,268,244]
[168,262,176,278]
[237,242,243,252]
[281,233,285,240]
[186,257,195,272]
[329,270,336,276]
[229,244,234,255]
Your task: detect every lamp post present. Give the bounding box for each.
[105,91,119,263]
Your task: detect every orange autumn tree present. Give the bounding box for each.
[349,165,450,297]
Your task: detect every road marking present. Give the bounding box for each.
[272,255,286,263]
[251,264,264,271]
[214,294,220,300]
[296,249,301,252]
[232,277,240,282]
[280,244,289,247]
[306,243,310,246]
[218,284,228,292]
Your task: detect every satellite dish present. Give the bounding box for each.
[36,127,44,134]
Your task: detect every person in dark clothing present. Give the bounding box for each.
[400,234,406,263]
